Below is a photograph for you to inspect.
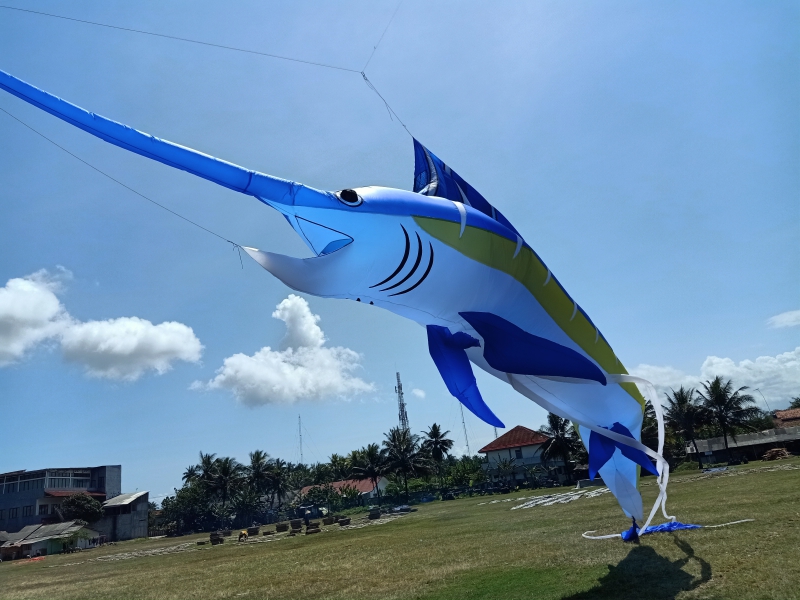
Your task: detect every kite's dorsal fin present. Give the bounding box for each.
[460,312,607,385]
[426,325,505,428]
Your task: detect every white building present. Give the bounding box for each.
[478,425,566,483]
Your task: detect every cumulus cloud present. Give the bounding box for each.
[632,347,800,409]
[61,317,203,381]
[0,269,71,365]
[198,294,373,405]
[0,269,202,379]
[768,310,800,329]
[411,388,426,399]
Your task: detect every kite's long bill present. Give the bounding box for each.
[0,68,327,208]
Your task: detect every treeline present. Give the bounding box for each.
[159,376,789,533]
[161,424,481,532]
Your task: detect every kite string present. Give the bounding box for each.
[0,3,416,139]
[0,4,360,73]
[0,105,245,267]
[362,0,404,72]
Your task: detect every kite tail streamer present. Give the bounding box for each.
[608,374,675,533]
[582,519,754,540]
[508,374,674,535]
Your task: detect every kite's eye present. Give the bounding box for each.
[337,189,362,207]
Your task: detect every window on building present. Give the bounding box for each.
[22,505,34,517]
[0,509,5,520]
[39,504,49,516]
[98,476,105,490]
[9,507,19,518]
[48,478,71,488]
[4,482,18,494]
[73,479,89,488]
[515,448,523,459]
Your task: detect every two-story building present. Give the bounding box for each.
[0,465,121,533]
[478,425,566,483]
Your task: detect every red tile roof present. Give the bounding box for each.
[775,408,800,421]
[300,477,381,497]
[478,426,550,453]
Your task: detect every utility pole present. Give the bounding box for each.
[395,372,410,432]
[298,415,303,464]
[460,403,471,456]
[493,427,498,439]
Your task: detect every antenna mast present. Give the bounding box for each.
[395,372,410,432]
[460,404,471,456]
[298,415,303,464]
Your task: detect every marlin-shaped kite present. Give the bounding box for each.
[0,70,673,529]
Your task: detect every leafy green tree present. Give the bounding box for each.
[231,486,265,527]
[351,443,386,500]
[59,492,104,523]
[696,377,759,461]
[664,386,707,469]
[382,427,432,502]
[538,413,578,482]
[789,396,800,409]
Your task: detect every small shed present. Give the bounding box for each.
[0,521,98,560]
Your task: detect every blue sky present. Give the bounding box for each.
[0,1,797,503]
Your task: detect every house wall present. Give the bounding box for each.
[93,493,149,541]
[482,444,566,482]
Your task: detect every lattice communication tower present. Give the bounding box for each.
[395,372,410,432]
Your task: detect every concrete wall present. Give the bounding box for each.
[93,493,149,541]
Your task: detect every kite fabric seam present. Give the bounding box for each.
[0,105,245,268]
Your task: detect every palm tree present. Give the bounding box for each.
[198,452,219,488]
[268,458,290,509]
[495,457,517,484]
[538,414,578,482]
[696,376,759,462]
[351,443,386,501]
[328,453,351,481]
[421,423,454,491]
[247,450,272,496]
[209,456,245,510]
[182,464,200,484]
[382,427,431,502]
[664,387,707,469]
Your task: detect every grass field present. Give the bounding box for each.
[2,459,799,600]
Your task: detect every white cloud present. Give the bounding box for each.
[411,388,426,399]
[199,294,373,405]
[768,310,800,329]
[0,269,202,380]
[61,317,202,381]
[632,347,800,409]
[0,270,70,365]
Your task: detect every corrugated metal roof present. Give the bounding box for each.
[103,490,148,507]
[1,521,98,548]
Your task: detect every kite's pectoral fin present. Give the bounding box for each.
[242,247,344,296]
[427,325,505,428]
[460,312,606,385]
